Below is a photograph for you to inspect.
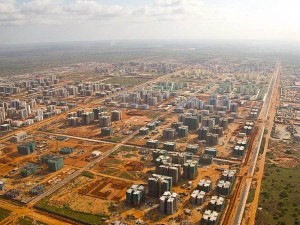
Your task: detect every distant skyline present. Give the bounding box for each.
[0,0,299,44]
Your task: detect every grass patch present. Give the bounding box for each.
[147,112,160,120]
[123,153,137,158]
[118,146,137,153]
[108,136,123,143]
[118,171,137,180]
[36,198,108,225]
[18,216,47,225]
[81,171,95,179]
[106,158,122,164]
[256,163,300,225]
[100,168,119,175]
[0,207,11,221]
[111,146,137,156]
[259,137,266,155]
[103,77,153,87]
[247,187,256,203]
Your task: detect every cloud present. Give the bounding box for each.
[0,0,298,42]
[0,0,128,25]
[131,0,210,22]
[0,0,211,25]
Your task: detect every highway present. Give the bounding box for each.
[37,131,150,149]
[0,68,189,223]
[222,63,281,225]
[27,66,208,209]
[222,63,280,225]
[0,68,185,144]
[28,90,179,206]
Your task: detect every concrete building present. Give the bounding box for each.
[17,142,36,155]
[163,142,176,151]
[152,149,168,162]
[68,117,81,126]
[182,115,199,130]
[146,122,156,130]
[59,147,74,155]
[101,127,113,136]
[20,163,38,177]
[147,139,159,148]
[205,147,217,157]
[126,184,145,206]
[82,112,95,125]
[169,152,187,165]
[163,128,176,140]
[200,210,220,225]
[139,127,149,135]
[148,174,173,197]
[178,126,189,137]
[40,154,64,172]
[197,179,212,193]
[99,116,111,127]
[221,170,236,182]
[159,191,178,215]
[186,145,199,154]
[155,155,172,167]
[190,190,205,205]
[157,164,181,185]
[216,180,232,195]
[183,160,198,180]
[111,110,122,121]
[10,131,27,143]
[208,196,225,212]
[197,127,209,140]
[0,180,4,190]
[199,154,214,165]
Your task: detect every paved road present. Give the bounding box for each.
[213,157,241,165]
[0,67,191,223]
[28,130,138,206]
[37,130,149,150]
[231,63,280,225]
[28,90,179,206]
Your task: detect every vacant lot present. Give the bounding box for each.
[94,146,146,181]
[17,216,47,225]
[0,207,11,221]
[37,198,108,225]
[104,76,154,87]
[256,153,300,225]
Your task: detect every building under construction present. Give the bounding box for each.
[186,144,199,154]
[205,147,217,157]
[17,142,36,155]
[163,142,176,151]
[59,147,74,155]
[20,163,38,177]
[40,154,64,172]
[199,154,214,165]
[147,139,159,148]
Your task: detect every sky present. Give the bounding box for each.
[0,0,299,44]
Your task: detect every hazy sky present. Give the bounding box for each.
[0,0,299,44]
